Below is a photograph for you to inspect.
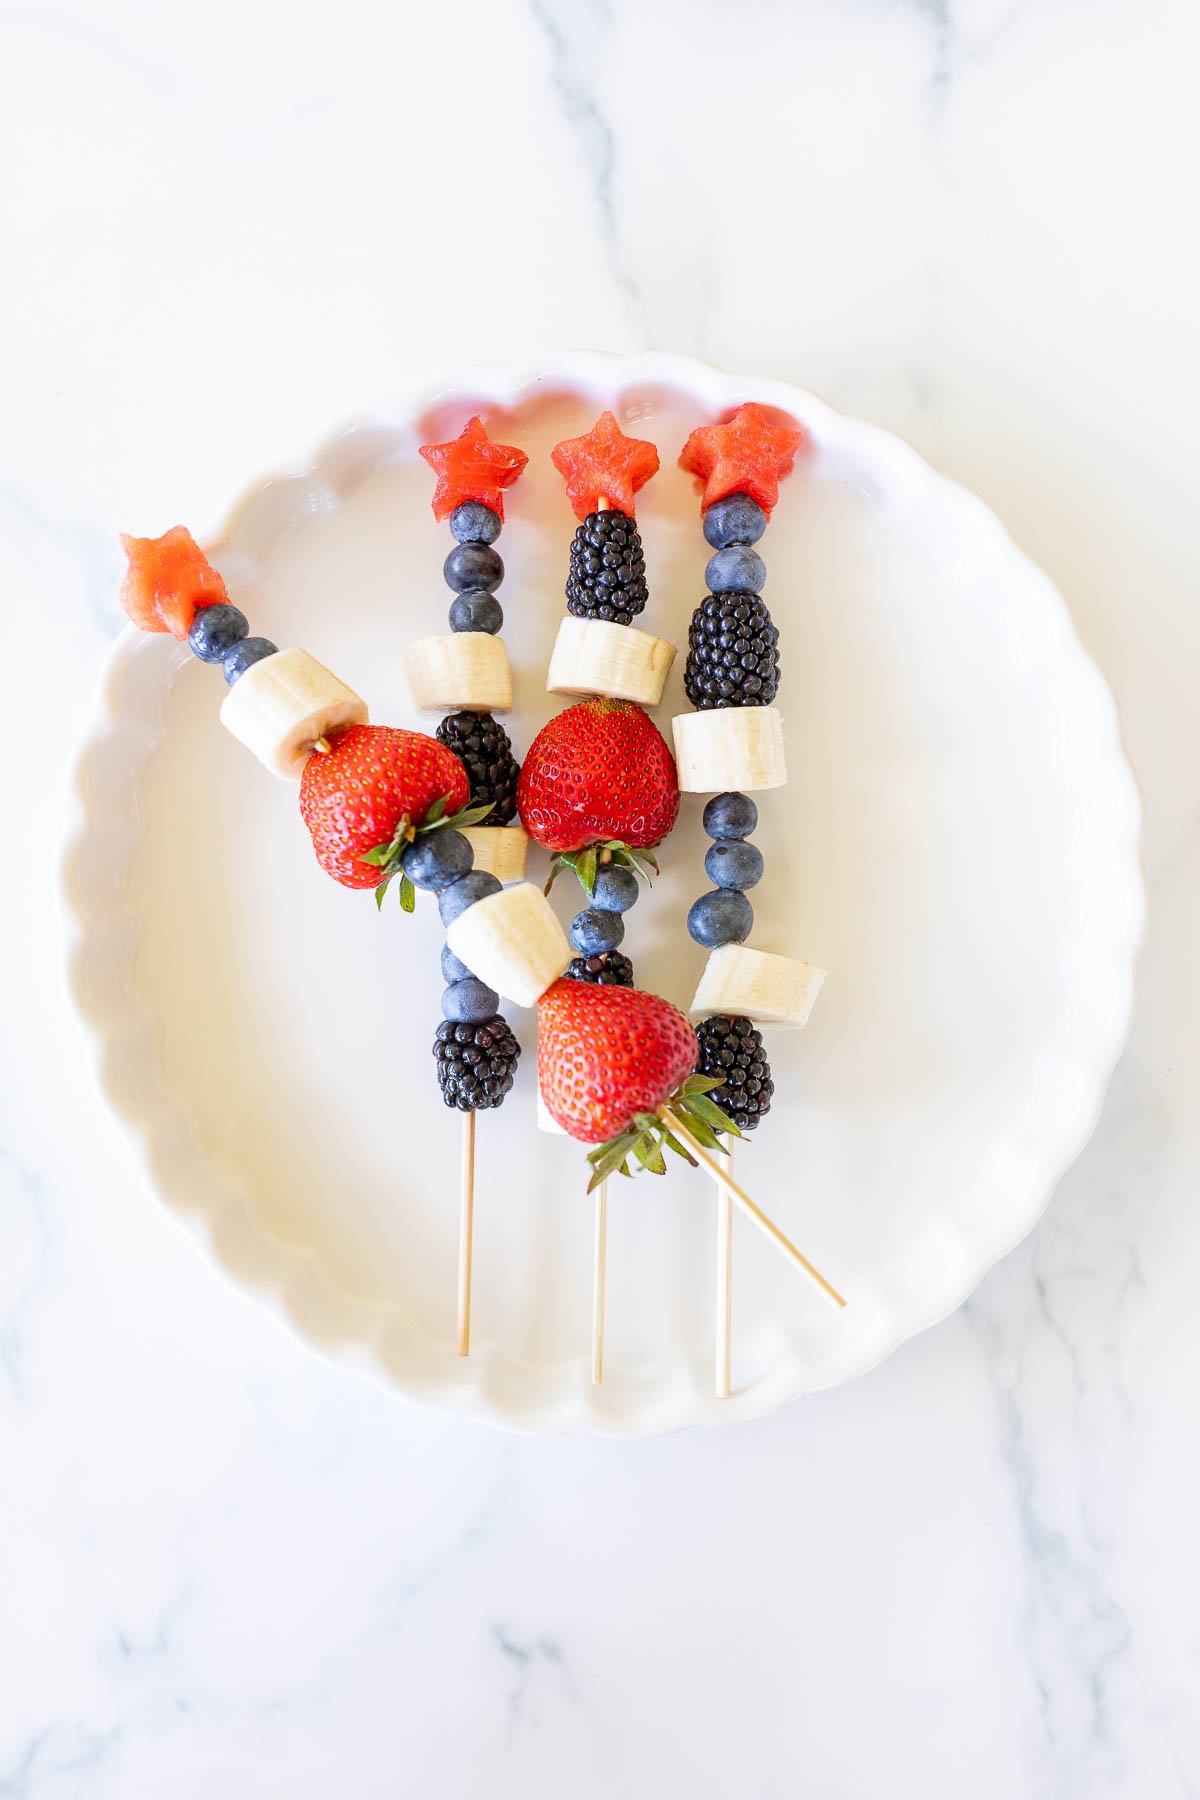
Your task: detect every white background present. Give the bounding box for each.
[2,1,1198,1794]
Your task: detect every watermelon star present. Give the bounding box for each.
[118,526,229,638]
[551,411,660,520]
[418,416,529,522]
[679,402,806,518]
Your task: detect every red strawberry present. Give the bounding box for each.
[538,981,698,1142]
[538,980,739,1183]
[516,698,679,866]
[299,723,469,891]
[119,526,228,638]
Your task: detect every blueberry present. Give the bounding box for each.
[222,636,278,685]
[570,907,625,954]
[188,603,248,663]
[449,591,503,634]
[702,792,758,840]
[687,889,753,948]
[438,869,502,925]
[705,840,764,890]
[441,977,500,1024]
[591,863,640,913]
[703,494,767,549]
[403,829,473,892]
[706,545,766,595]
[441,945,473,983]
[449,502,502,545]
[444,543,503,593]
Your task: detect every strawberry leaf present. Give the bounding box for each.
[677,1111,721,1151]
[398,873,416,914]
[623,848,659,882]
[686,1093,742,1136]
[631,1136,667,1175]
[423,798,496,835]
[661,1129,697,1165]
[680,1072,724,1098]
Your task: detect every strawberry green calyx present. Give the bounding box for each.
[584,1073,741,1193]
[544,840,659,898]
[362,795,496,911]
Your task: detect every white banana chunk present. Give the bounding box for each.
[546,616,676,707]
[404,633,512,713]
[671,705,786,793]
[461,825,528,885]
[445,883,570,1009]
[690,944,826,1028]
[219,648,368,779]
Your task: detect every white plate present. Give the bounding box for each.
[62,352,1143,1434]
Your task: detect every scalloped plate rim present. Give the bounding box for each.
[59,350,1145,1436]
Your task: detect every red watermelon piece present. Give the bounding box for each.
[551,412,660,520]
[679,403,806,517]
[119,527,228,638]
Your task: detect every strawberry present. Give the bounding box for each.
[119,526,228,638]
[516,698,679,894]
[298,722,480,898]
[537,979,740,1185]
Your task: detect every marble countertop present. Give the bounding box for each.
[3,0,1197,1793]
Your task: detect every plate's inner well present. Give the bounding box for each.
[118,385,1115,1405]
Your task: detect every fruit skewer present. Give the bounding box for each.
[116,522,572,1356]
[517,413,679,1381]
[409,417,532,1354]
[674,403,831,1396]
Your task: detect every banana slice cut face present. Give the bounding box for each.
[547,616,676,707]
[671,705,787,793]
[219,648,368,779]
[460,825,529,885]
[689,944,826,1028]
[445,883,571,1009]
[404,634,512,713]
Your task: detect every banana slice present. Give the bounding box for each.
[404,633,512,713]
[460,824,528,885]
[671,706,786,793]
[445,883,570,1008]
[689,944,826,1028]
[219,648,368,779]
[546,616,676,707]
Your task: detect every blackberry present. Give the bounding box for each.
[436,710,520,824]
[684,591,780,708]
[694,1014,774,1132]
[565,949,635,987]
[565,509,648,626]
[433,1016,521,1111]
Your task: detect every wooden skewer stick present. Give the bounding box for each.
[592,1178,608,1384]
[658,1108,846,1309]
[716,1141,733,1399]
[457,1108,476,1357]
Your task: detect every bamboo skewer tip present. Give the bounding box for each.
[716,1142,733,1400]
[457,1109,476,1358]
[592,1178,608,1386]
[658,1107,846,1311]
